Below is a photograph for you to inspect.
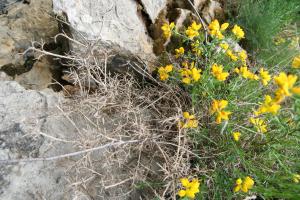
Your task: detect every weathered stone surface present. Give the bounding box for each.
[140,0,167,23]
[53,0,157,65]
[14,56,58,90]
[0,81,70,200]
[0,0,59,79]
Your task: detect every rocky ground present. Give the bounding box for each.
[0,0,224,199]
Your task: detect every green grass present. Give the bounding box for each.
[227,0,300,65]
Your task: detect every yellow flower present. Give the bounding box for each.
[226,50,238,61]
[293,174,300,183]
[234,178,242,192]
[179,112,198,128]
[232,25,245,39]
[208,19,224,40]
[191,40,202,56]
[211,64,229,81]
[180,178,190,187]
[241,176,254,193]
[256,95,281,115]
[234,177,254,193]
[161,22,175,38]
[208,19,220,31]
[259,68,271,86]
[179,62,201,84]
[175,47,185,58]
[220,22,229,31]
[238,50,247,63]
[178,178,200,199]
[186,21,202,39]
[211,99,228,113]
[220,42,229,51]
[158,64,173,81]
[235,66,259,80]
[211,100,231,124]
[292,55,300,68]
[191,67,201,82]
[178,190,186,197]
[250,117,267,133]
[274,37,286,45]
[274,72,300,101]
[232,132,241,141]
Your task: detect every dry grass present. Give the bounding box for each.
[23,33,200,199]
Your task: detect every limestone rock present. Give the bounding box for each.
[52,0,157,67]
[140,0,167,23]
[14,56,58,90]
[0,0,59,76]
[0,81,70,200]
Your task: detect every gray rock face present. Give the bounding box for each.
[0,81,69,200]
[52,0,167,65]
[0,0,59,88]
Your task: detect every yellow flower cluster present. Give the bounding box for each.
[232,131,241,141]
[274,72,300,103]
[158,65,173,81]
[238,50,247,64]
[211,63,229,81]
[250,117,267,133]
[255,95,281,116]
[175,47,185,58]
[293,174,300,183]
[161,22,175,38]
[226,49,238,61]
[210,100,231,124]
[178,178,200,199]
[292,55,300,68]
[232,25,245,39]
[208,20,228,40]
[259,68,271,86]
[234,66,259,80]
[179,112,198,129]
[220,42,229,51]
[179,62,201,84]
[191,40,202,56]
[234,176,254,193]
[186,21,202,39]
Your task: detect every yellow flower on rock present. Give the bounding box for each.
[186,21,202,39]
[179,112,198,128]
[175,47,185,58]
[211,99,231,124]
[273,72,300,102]
[158,64,173,81]
[232,25,245,39]
[234,176,254,193]
[211,64,229,81]
[292,55,300,68]
[178,178,200,199]
[255,95,281,116]
[293,174,300,183]
[161,22,175,38]
[259,68,271,86]
[232,132,241,141]
[250,117,267,133]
